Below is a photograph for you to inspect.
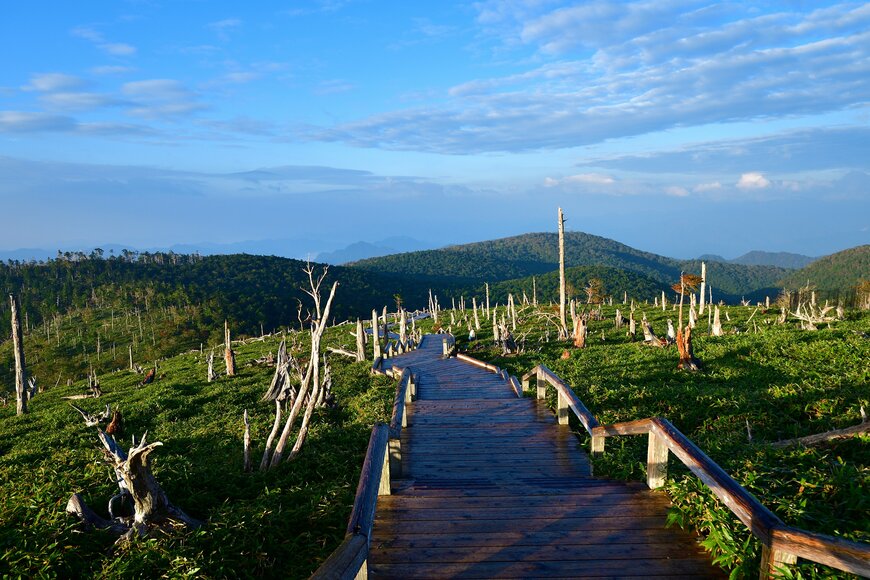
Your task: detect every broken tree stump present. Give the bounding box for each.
[676,326,701,371]
[224,320,236,377]
[67,430,201,541]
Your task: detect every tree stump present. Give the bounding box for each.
[676,326,701,371]
[67,431,201,541]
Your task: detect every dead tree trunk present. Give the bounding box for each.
[573,315,588,349]
[371,309,381,360]
[699,262,706,315]
[356,319,366,362]
[242,409,251,472]
[224,320,236,377]
[711,306,723,336]
[399,310,407,345]
[9,294,27,415]
[67,430,200,540]
[207,350,217,382]
[676,326,701,371]
[268,267,338,467]
[641,317,665,347]
[558,207,568,338]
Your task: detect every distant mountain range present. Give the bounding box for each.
[697,251,817,269]
[315,236,436,264]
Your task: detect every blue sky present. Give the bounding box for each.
[1,0,868,259]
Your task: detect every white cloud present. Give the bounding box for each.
[0,111,75,132]
[207,18,242,40]
[314,79,355,95]
[665,185,690,197]
[101,43,137,56]
[40,92,125,112]
[91,65,135,75]
[23,73,86,92]
[71,26,137,56]
[737,172,771,189]
[694,181,722,192]
[122,79,206,119]
[545,173,615,187]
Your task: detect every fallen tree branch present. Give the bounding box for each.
[771,421,870,448]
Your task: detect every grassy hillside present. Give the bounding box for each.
[458,303,869,578]
[779,245,870,302]
[0,320,407,578]
[350,232,789,299]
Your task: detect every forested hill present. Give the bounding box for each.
[482,265,671,305]
[0,253,438,339]
[778,245,870,298]
[350,232,789,299]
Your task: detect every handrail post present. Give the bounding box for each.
[379,436,392,496]
[556,391,569,425]
[647,430,669,489]
[591,433,605,454]
[536,369,547,400]
[388,437,402,481]
[760,542,797,579]
[442,337,449,357]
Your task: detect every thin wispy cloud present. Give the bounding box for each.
[71,26,137,56]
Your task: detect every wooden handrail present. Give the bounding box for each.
[524,364,870,578]
[311,423,390,579]
[388,368,413,436]
[456,352,500,373]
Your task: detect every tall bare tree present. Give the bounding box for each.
[266,264,338,467]
[558,207,568,338]
[9,294,27,415]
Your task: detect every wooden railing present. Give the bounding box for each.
[310,423,390,580]
[371,337,419,375]
[522,364,870,579]
[386,367,415,478]
[312,367,416,579]
[441,334,456,357]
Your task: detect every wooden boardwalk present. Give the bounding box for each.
[370,334,724,579]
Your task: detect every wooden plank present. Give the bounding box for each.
[371,528,700,549]
[368,557,723,578]
[374,504,681,521]
[372,514,679,535]
[370,542,715,563]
